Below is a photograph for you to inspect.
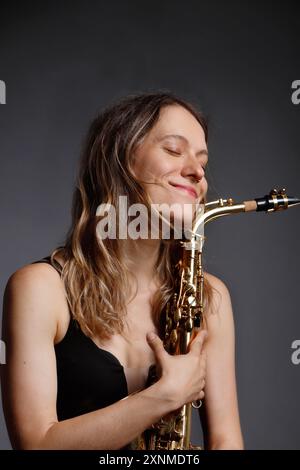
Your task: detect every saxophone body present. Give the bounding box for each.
[145,237,205,450]
[133,188,300,450]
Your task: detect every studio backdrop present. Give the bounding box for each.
[0,0,299,450]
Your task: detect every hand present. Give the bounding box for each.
[146,329,207,410]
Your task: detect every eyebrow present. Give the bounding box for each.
[157,134,208,157]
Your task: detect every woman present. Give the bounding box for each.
[1,92,244,449]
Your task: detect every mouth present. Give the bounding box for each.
[168,182,198,200]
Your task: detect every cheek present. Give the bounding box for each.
[201,178,208,198]
[133,151,175,184]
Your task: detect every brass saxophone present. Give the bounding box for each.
[133,188,300,450]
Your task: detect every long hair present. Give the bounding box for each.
[50,91,215,339]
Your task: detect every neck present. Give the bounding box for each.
[123,238,162,291]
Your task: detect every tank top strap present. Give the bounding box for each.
[31,255,63,276]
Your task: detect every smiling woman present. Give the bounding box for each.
[132,105,208,230]
[1,91,244,450]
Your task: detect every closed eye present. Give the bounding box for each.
[164,147,207,172]
[164,147,182,156]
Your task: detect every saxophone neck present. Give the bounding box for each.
[182,188,300,247]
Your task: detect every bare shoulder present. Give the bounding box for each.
[7,249,66,283]
[1,262,68,448]
[5,261,64,302]
[3,262,68,342]
[204,271,230,291]
[204,271,232,307]
[203,271,234,332]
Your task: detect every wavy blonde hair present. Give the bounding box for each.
[50,91,215,340]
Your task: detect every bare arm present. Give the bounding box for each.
[1,264,206,450]
[0,265,176,449]
[32,385,172,450]
[200,273,244,450]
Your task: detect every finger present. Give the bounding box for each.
[146,332,167,362]
[189,330,208,355]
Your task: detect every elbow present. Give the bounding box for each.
[10,422,60,450]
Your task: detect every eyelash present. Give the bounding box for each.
[165,148,207,172]
[165,147,182,156]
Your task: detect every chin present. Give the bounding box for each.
[157,201,195,240]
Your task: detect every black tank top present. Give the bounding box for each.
[31,256,128,421]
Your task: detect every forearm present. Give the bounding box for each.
[34,382,174,450]
[207,435,244,450]
[209,442,244,450]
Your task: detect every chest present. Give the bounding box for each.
[92,299,158,393]
[58,291,159,395]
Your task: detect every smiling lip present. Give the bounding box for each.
[169,183,198,199]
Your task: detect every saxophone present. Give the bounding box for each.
[132,188,300,450]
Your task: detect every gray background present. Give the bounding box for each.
[0,0,299,450]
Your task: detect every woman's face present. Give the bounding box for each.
[132,104,208,232]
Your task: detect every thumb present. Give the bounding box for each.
[189,329,208,355]
[146,332,167,363]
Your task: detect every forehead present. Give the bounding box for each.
[150,105,206,145]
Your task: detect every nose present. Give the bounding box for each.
[181,153,205,183]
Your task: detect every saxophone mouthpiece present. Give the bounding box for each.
[254,188,300,213]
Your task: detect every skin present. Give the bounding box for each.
[133,104,208,217]
[132,105,244,449]
[1,104,244,450]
